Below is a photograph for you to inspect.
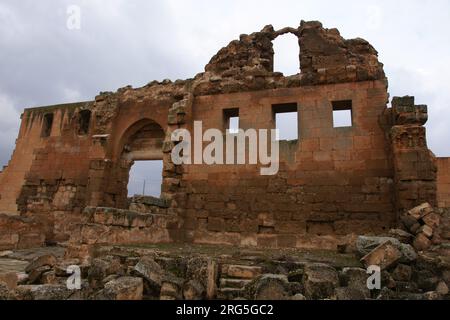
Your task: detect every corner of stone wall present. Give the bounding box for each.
[389,96,437,217]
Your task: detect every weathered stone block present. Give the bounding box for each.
[103,277,143,300]
[360,241,402,270]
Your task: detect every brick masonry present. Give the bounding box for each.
[0,21,447,249]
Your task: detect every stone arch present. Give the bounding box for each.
[118,118,165,161]
[87,118,167,209]
[116,119,166,205]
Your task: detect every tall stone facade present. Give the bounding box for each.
[0,21,448,250]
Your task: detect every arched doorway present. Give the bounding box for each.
[117,119,165,208]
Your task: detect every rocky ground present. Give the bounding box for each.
[1,204,449,300]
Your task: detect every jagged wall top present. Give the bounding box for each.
[203,20,385,88]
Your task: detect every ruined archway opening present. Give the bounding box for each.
[273,33,300,76]
[118,119,166,210]
[127,160,163,198]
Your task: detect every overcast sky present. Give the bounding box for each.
[1,0,449,196]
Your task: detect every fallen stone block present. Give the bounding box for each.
[417,225,433,239]
[422,213,441,229]
[356,236,401,257]
[360,241,402,270]
[225,265,262,279]
[132,256,164,289]
[220,278,251,289]
[407,203,433,220]
[304,263,339,300]
[160,277,183,300]
[183,280,205,300]
[103,277,143,300]
[245,274,291,300]
[25,254,57,273]
[413,233,432,251]
[88,257,124,289]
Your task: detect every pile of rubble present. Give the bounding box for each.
[1,203,449,300]
[400,203,441,251]
[354,202,450,299]
[0,250,217,300]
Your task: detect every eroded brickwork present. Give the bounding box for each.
[437,158,450,207]
[0,21,446,250]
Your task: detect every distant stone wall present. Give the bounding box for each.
[437,158,450,207]
[68,207,182,247]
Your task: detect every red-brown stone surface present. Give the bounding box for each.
[0,21,446,250]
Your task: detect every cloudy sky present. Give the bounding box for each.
[1,0,449,196]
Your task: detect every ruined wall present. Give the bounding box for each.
[437,158,450,207]
[0,109,50,214]
[388,97,437,214]
[182,80,394,248]
[0,21,442,250]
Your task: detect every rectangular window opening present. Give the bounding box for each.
[332,100,353,128]
[41,113,54,138]
[272,103,298,141]
[223,108,240,134]
[78,110,91,135]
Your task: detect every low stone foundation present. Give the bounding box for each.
[0,214,45,250]
[68,207,182,247]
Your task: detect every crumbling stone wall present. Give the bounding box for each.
[0,21,445,250]
[388,97,437,215]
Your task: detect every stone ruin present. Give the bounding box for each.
[0,21,450,300]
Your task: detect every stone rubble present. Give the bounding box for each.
[0,206,449,301]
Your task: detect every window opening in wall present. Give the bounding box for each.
[224,108,240,134]
[272,103,298,141]
[41,113,54,138]
[78,110,91,135]
[332,100,353,128]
